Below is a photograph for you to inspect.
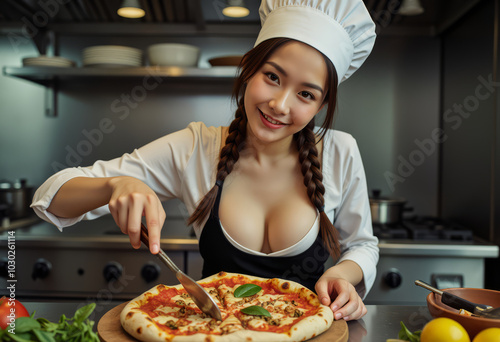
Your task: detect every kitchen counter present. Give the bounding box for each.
[21,301,429,342]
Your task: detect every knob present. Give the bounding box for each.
[103,262,122,282]
[384,269,402,288]
[141,263,160,283]
[32,258,52,280]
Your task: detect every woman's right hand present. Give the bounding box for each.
[108,176,166,254]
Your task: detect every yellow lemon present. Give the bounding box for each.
[420,317,470,342]
[473,327,500,342]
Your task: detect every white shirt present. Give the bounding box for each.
[32,121,379,297]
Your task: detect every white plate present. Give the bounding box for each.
[23,58,75,67]
[82,54,142,62]
[82,54,141,61]
[24,61,73,66]
[83,63,142,68]
[83,45,142,54]
[23,56,76,67]
[83,50,141,56]
[83,59,141,66]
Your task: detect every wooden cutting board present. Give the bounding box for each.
[98,302,348,342]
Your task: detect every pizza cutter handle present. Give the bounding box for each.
[140,223,180,274]
[415,280,491,313]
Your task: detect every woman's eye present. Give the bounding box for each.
[299,91,314,100]
[265,72,279,83]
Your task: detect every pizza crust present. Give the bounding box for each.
[120,272,334,342]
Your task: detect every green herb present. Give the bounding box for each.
[0,303,100,342]
[234,284,262,298]
[241,305,271,317]
[398,321,421,342]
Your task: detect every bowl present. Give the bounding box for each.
[147,43,200,67]
[426,288,500,339]
[208,56,243,67]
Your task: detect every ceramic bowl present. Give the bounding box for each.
[148,43,200,67]
[426,288,500,339]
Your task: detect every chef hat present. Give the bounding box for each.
[255,0,376,84]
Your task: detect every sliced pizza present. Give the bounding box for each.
[120,271,334,342]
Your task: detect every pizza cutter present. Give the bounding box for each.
[415,280,500,319]
[140,223,223,321]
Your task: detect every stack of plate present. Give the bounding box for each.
[22,55,76,67]
[82,45,143,67]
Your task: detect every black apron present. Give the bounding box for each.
[198,181,330,292]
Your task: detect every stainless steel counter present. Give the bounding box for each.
[378,239,499,257]
[22,301,429,342]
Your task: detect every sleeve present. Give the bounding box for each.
[326,133,379,299]
[31,122,215,231]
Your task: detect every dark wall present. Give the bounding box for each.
[441,0,499,289]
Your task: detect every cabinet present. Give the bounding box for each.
[2,65,238,116]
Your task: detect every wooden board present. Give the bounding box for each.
[98,302,348,342]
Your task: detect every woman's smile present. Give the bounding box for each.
[259,109,288,128]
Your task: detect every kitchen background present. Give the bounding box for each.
[0,0,498,304]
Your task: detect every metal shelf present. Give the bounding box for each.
[2,66,239,117]
[3,66,239,84]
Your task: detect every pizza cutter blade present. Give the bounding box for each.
[140,223,223,321]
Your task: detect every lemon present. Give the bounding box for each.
[473,327,500,342]
[420,317,470,342]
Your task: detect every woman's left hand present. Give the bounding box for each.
[315,275,367,321]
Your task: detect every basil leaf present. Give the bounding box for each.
[73,303,96,323]
[14,317,41,333]
[241,305,271,317]
[8,332,34,342]
[33,329,56,342]
[234,284,262,298]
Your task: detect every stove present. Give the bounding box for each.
[0,215,498,305]
[0,215,203,302]
[363,217,498,305]
[372,216,474,241]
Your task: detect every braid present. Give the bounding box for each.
[187,98,247,226]
[296,121,340,259]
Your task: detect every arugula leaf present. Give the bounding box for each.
[398,321,420,342]
[0,302,100,342]
[72,303,95,324]
[234,284,262,298]
[241,305,272,317]
[36,318,59,332]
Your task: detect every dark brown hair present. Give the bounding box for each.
[187,38,340,258]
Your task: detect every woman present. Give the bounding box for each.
[32,0,378,321]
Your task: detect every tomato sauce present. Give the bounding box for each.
[136,277,319,336]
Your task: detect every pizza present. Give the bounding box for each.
[120,271,334,341]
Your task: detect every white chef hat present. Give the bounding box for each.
[255,0,376,84]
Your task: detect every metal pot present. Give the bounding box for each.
[0,179,34,219]
[369,190,408,224]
